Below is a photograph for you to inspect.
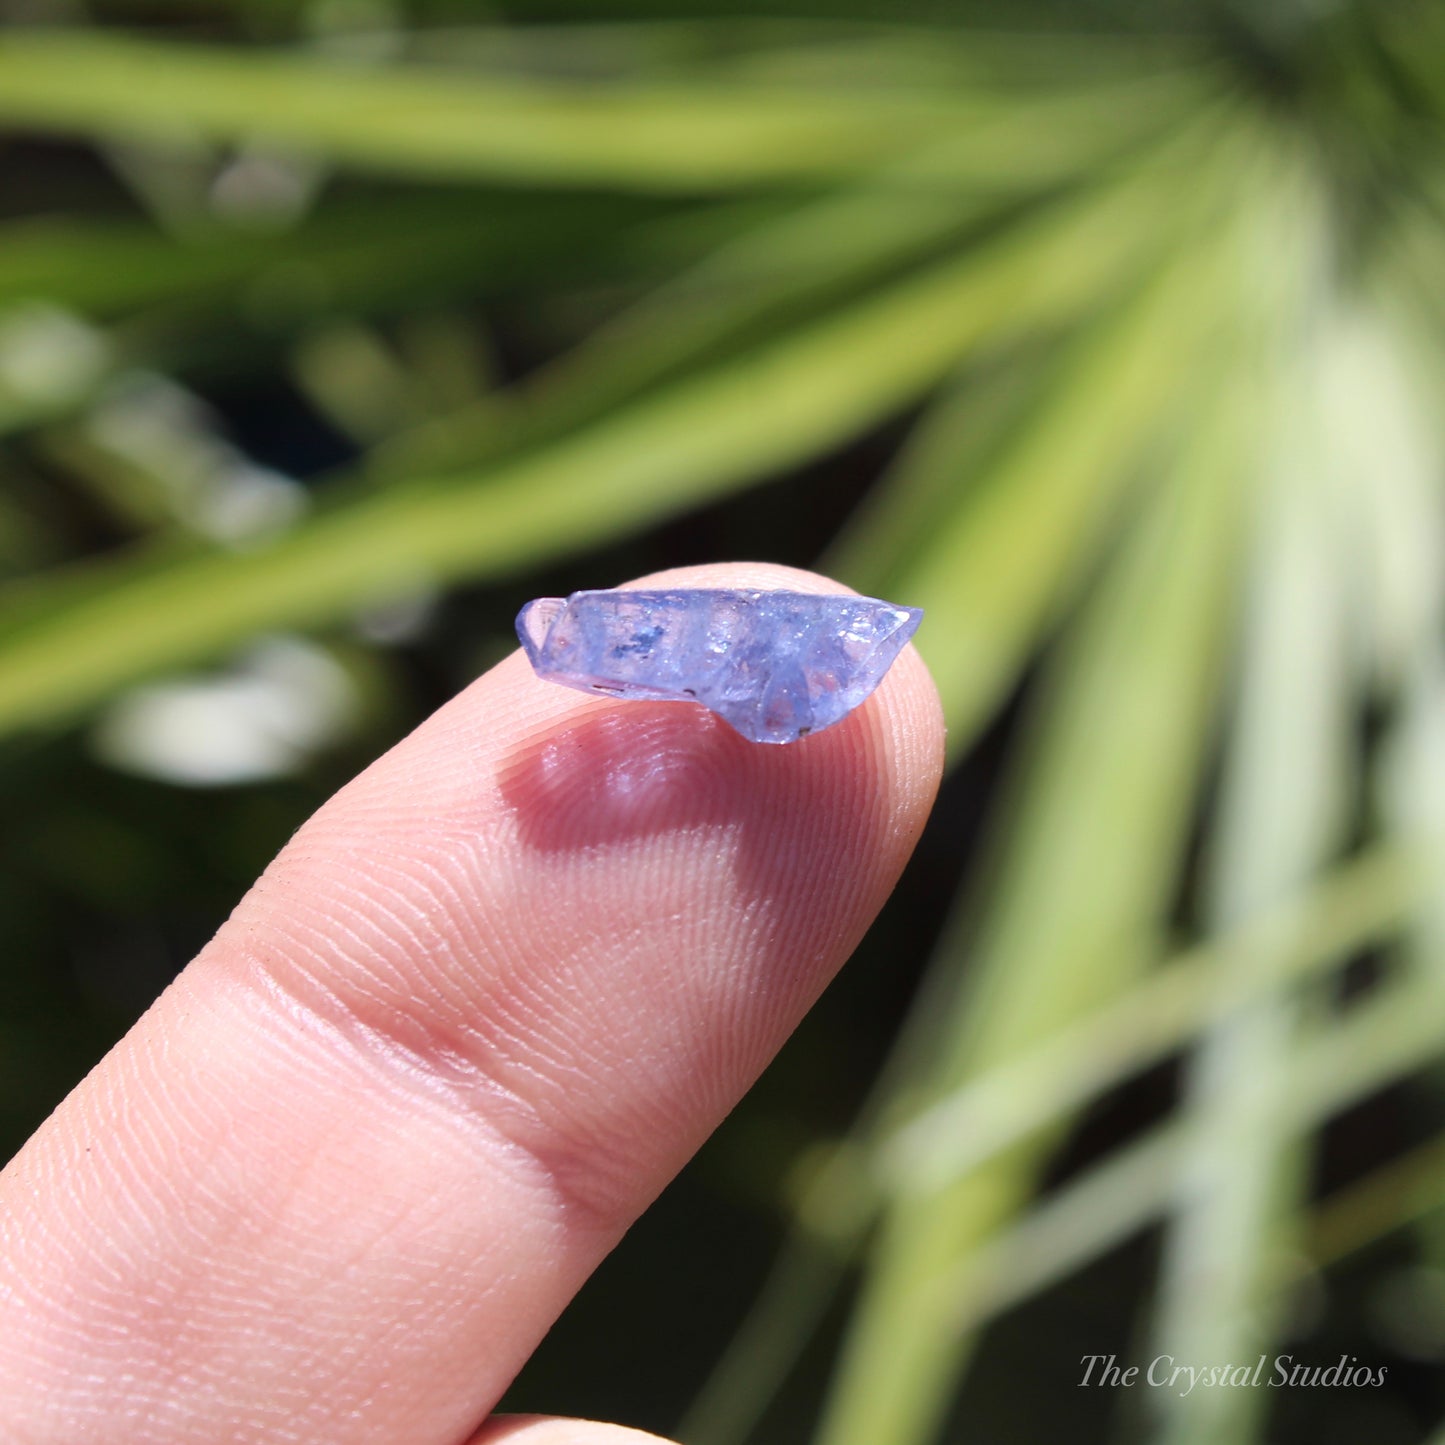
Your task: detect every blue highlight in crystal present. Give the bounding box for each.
[516,587,922,744]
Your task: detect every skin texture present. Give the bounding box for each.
[0,562,944,1445]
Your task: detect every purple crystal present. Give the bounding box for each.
[516,587,922,745]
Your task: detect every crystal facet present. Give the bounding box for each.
[516,587,922,745]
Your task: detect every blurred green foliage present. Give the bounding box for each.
[3,3,1445,1442]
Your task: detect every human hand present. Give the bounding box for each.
[0,562,944,1444]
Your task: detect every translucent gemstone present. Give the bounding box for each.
[516,587,922,745]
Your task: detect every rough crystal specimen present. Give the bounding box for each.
[516,587,922,744]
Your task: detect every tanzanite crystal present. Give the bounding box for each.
[516,587,922,745]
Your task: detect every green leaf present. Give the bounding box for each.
[0,162,1190,738]
[825,109,1259,747]
[0,30,1007,191]
[880,842,1430,1196]
[822,348,1048,594]
[1149,319,1359,1445]
[931,966,1445,1340]
[814,335,1256,1445]
[890,255,1223,747]
[365,180,984,486]
[0,26,1217,193]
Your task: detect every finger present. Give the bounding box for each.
[469,1416,673,1445]
[0,562,943,1445]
